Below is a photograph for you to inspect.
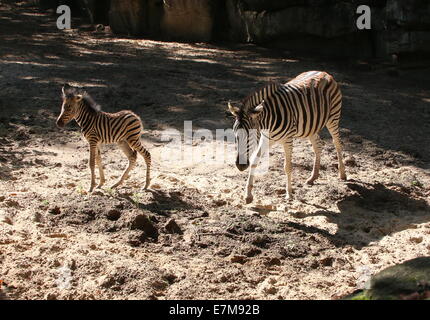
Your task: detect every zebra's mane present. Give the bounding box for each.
[63,86,101,112]
[241,82,282,111]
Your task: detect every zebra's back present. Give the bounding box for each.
[93,110,143,144]
[265,71,342,140]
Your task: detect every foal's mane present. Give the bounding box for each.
[64,86,101,112]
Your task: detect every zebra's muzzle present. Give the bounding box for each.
[236,161,249,171]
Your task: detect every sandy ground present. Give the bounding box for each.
[1,2,430,300]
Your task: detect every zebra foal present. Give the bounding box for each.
[228,71,347,204]
[56,84,151,192]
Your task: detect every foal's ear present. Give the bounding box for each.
[75,94,83,101]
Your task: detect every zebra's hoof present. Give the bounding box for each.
[306,179,315,185]
[340,174,347,181]
[245,196,253,204]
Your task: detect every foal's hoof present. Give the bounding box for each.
[110,183,120,190]
[245,196,253,204]
[306,179,315,185]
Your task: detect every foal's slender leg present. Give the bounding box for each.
[96,147,106,188]
[127,138,151,189]
[283,139,293,200]
[306,134,322,185]
[88,142,97,192]
[111,141,137,189]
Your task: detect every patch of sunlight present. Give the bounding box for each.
[0,60,65,68]
[20,76,39,80]
[191,58,217,64]
[90,61,114,66]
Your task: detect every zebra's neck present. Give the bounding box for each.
[74,102,98,130]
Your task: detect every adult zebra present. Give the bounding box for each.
[56,84,151,192]
[228,71,347,204]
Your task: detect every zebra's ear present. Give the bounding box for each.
[250,100,264,118]
[228,101,240,117]
[75,94,83,101]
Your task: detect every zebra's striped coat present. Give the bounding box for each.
[229,71,346,204]
[57,84,151,192]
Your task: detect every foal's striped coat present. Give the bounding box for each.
[229,71,347,203]
[56,84,151,192]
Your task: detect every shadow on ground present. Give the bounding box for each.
[290,181,430,249]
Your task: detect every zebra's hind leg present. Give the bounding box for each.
[110,141,137,189]
[127,138,151,189]
[326,124,347,181]
[283,139,294,200]
[306,134,322,185]
[88,142,98,193]
[96,147,106,189]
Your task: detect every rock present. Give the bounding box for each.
[320,257,334,267]
[249,234,271,248]
[48,206,61,215]
[275,188,286,195]
[265,257,282,266]
[77,0,111,25]
[230,255,248,264]
[161,0,215,41]
[33,212,43,223]
[410,236,423,244]
[127,231,148,247]
[2,215,13,225]
[164,218,182,234]
[213,199,227,207]
[344,257,430,300]
[344,156,357,167]
[106,209,122,221]
[45,292,57,300]
[386,0,430,30]
[49,0,430,58]
[130,214,158,239]
[109,0,163,36]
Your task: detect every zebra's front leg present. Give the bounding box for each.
[244,143,264,204]
[283,140,293,200]
[88,143,97,193]
[96,147,106,189]
[306,134,322,185]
